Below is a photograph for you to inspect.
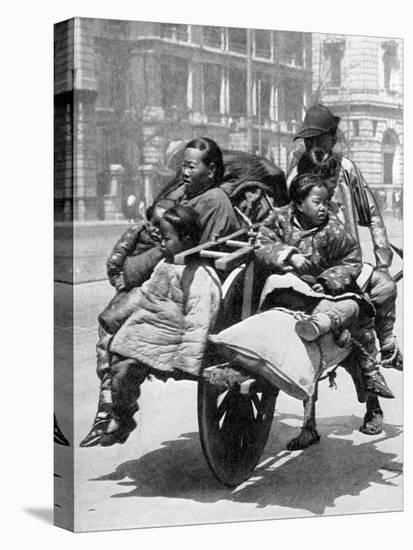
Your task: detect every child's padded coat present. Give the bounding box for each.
[110,259,222,376]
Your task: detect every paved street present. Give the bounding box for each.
[55,217,403,532]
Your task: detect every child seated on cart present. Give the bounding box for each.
[105,200,173,292]
[99,205,222,446]
[254,172,393,400]
[295,150,402,372]
[80,199,174,447]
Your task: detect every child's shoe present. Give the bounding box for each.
[54,415,70,446]
[363,369,394,399]
[79,406,112,447]
[100,417,137,447]
[359,406,384,435]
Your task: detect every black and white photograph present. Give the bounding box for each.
[53,15,404,532]
[3,0,410,546]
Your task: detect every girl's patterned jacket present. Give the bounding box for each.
[255,204,363,296]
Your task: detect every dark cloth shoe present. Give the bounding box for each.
[287,427,321,450]
[364,370,394,399]
[100,417,137,447]
[54,415,70,446]
[381,342,403,371]
[79,409,112,447]
[359,407,384,435]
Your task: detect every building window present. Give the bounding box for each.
[353,120,360,137]
[161,56,189,115]
[282,31,304,66]
[255,75,271,123]
[160,23,189,42]
[202,26,223,49]
[324,40,345,87]
[382,129,398,185]
[372,120,378,136]
[254,30,271,59]
[203,64,221,116]
[228,27,247,54]
[229,68,246,115]
[95,48,112,109]
[109,57,126,107]
[382,40,399,90]
[383,152,394,184]
[284,76,303,125]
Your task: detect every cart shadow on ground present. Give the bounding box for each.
[91,412,402,515]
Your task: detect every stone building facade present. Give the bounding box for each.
[312,33,403,209]
[54,18,312,222]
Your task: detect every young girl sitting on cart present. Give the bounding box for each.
[80,199,174,447]
[255,172,393,400]
[99,205,222,446]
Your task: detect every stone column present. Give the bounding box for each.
[189,58,203,116]
[72,18,98,221]
[142,166,156,206]
[270,84,278,121]
[54,20,75,222]
[130,46,165,205]
[220,66,229,117]
[143,49,163,119]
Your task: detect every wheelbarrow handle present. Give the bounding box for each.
[389,242,403,283]
[390,242,403,259]
[393,270,403,284]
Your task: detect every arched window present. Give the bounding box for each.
[323,40,345,88]
[382,129,399,185]
[203,63,221,116]
[160,56,189,116]
[229,68,247,116]
[381,41,399,91]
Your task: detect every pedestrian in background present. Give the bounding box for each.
[126,193,138,222]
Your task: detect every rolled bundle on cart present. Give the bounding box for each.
[209,307,352,401]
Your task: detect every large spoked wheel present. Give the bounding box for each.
[198,262,277,487]
[198,376,278,487]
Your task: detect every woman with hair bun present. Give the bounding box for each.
[121,137,239,290]
[157,137,239,238]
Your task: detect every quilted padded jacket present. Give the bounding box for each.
[110,259,222,377]
[255,204,363,296]
[287,154,392,269]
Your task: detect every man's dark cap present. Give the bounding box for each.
[294,104,341,140]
